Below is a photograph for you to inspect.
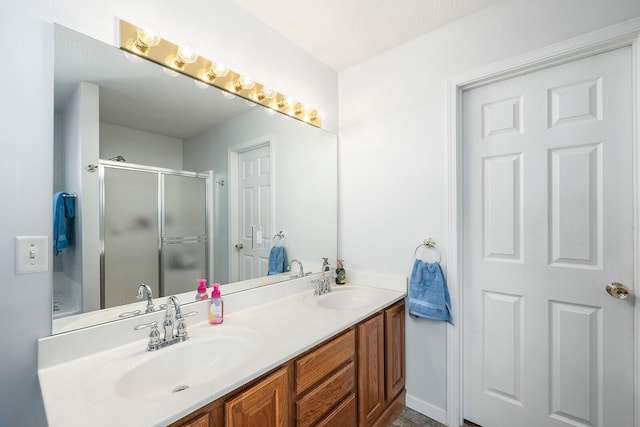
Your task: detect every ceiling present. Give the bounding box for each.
[231,0,503,71]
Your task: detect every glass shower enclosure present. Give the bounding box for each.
[100,162,211,309]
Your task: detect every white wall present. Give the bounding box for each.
[100,122,184,170]
[338,0,640,421]
[0,1,52,426]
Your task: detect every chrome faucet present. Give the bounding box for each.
[289,259,305,277]
[314,264,334,295]
[163,296,181,341]
[134,295,197,351]
[136,283,155,313]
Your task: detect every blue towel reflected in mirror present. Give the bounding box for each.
[53,192,76,255]
[268,246,289,275]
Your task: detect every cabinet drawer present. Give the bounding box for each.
[316,393,357,427]
[296,328,355,394]
[296,362,355,427]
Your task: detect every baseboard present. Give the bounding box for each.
[406,393,447,424]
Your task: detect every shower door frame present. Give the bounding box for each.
[99,160,213,308]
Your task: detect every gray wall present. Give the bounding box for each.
[0,1,53,425]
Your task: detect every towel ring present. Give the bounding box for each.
[414,237,441,263]
[272,230,286,247]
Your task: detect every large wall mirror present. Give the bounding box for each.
[52,24,338,334]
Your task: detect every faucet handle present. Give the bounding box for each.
[134,320,159,331]
[175,311,197,339]
[134,321,161,350]
[176,310,198,319]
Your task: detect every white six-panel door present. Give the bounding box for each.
[237,145,271,281]
[462,47,634,426]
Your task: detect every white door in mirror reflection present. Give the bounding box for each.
[237,145,271,280]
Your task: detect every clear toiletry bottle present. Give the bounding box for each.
[195,279,208,301]
[208,283,224,324]
[335,259,346,285]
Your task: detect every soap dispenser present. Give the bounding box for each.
[321,257,330,272]
[195,279,208,301]
[208,283,224,324]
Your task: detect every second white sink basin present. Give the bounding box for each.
[304,285,375,310]
[84,325,261,402]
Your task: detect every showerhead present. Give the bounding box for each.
[109,155,126,162]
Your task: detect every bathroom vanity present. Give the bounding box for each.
[170,300,405,427]
[38,271,406,427]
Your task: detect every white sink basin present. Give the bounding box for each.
[84,325,261,402]
[304,285,375,310]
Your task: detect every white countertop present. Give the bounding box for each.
[38,271,406,427]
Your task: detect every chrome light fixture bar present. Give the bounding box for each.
[119,19,323,128]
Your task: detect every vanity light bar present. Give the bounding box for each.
[119,19,323,128]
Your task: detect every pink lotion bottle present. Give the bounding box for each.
[208,283,224,324]
[195,279,209,301]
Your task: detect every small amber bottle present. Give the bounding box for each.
[335,259,346,285]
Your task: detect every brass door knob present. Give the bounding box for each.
[235,243,244,250]
[606,282,629,299]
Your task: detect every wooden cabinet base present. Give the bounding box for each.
[172,300,405,427]
[372,389,406,427]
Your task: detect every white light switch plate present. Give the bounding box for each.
[16,236,49,274]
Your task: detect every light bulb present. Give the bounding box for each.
[309,110,325,122]
[134,27,161,53]
[171,45,198,69]
[277,96,296,109]
[212,62,229,78]
[177,46,197,63]
[233,75,255,92]
[263,107,277,116]
[201,61,229,82]
[222,91,236,100]
[256,86,276,101]
[245,100,257,107]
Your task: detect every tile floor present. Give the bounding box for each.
[392,407,479,427]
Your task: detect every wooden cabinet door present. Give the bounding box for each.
[385,301,405,402]
[179,413,209,427]
[358,313,385,427]
[226,368,290,427]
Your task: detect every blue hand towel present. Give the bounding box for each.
[268,246,289,275]
[53,192,75,255]
[409,260,453,324]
